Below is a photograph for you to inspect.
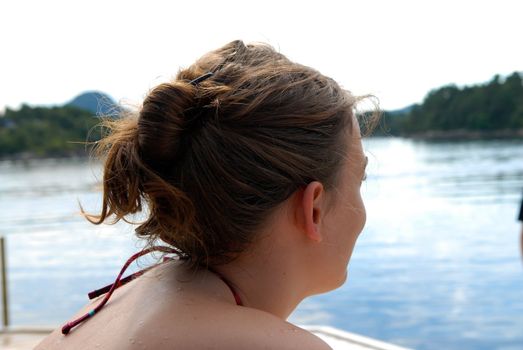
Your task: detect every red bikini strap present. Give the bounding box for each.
[61,246,177,335]
[213,272,243,306]
[89,263,244,307]
[87,266,152,300]
[61,247,244,335]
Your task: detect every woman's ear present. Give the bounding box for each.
[299,181,325,242]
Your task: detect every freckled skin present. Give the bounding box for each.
[35,261,332,349]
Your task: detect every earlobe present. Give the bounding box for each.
[301,181,324,243]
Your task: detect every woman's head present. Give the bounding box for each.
[89,40,373,272]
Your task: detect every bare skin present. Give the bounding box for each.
[37,260,329,350]
[36,116,368,350]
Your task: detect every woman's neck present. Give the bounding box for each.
[207,225,315,320]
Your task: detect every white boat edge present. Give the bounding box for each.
[302,325,414,350]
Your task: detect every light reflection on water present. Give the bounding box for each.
[1,138,522,350]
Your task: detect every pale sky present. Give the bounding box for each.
[1,0,522,112]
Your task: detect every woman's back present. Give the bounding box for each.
[36,260,332,349]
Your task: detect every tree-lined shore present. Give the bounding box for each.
[381,72,523,138]
[0,92,115,160]
[0,105,100,159]
[1,72,522,160]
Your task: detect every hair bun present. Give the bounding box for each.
[137,81,197,169]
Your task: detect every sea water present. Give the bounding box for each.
[1,137,522,350]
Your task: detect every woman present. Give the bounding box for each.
[37,40,373,349]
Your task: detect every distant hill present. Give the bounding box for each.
[67,91,119,116]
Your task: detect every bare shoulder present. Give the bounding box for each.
[217,308,332,350]
[263,322,333,350]
[142,305,332,350]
